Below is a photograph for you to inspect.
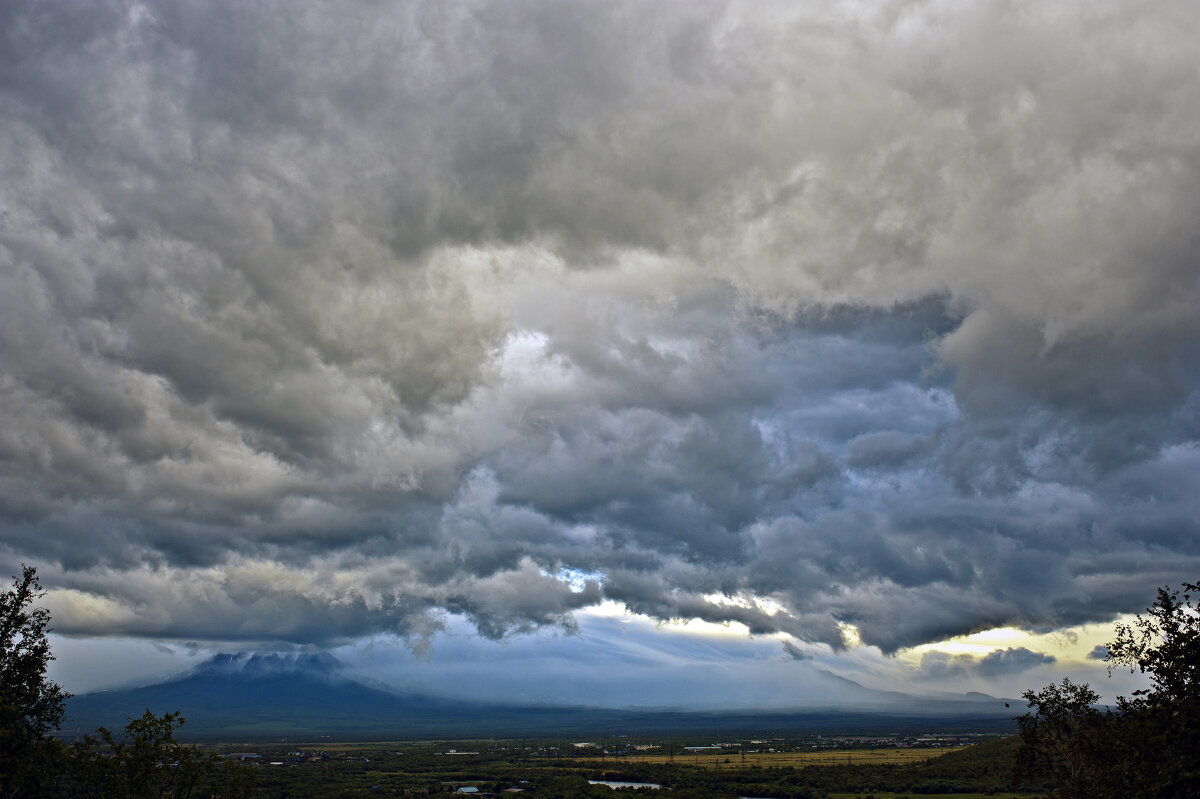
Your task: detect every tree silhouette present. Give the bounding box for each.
[1016,579,1200,799]
[0,565,69,798]
[1014,678,1108,798]
[1105,580,1200,798]
[67,710,254,798]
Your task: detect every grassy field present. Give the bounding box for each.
[234,736,1027,797]
[578,745,966,769]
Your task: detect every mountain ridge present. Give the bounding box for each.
[65,652,1017,740]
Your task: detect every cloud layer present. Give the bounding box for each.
[2,1,1198,662]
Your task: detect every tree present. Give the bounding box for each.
[1107,580,1200,709]
[0,565,69,798]
[1105,580,1200,798]
[67,710,254,798]
[1016,579,1200,799]
[1014,678,1110,798]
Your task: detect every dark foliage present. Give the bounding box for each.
[1014,679,1110,798]
[1016,579,1200,799]
[1107,580,1200,798]
[62,710,256,798]
[0,565,69,799]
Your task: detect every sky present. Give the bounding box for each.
[2,0,1198,709]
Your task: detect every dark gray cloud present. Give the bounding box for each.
[845,431,930,470]
[781,641,812,662]
[977,647,1057,679]
[0,0,1197,659]
[920,647,1056,682]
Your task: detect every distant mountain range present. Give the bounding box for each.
[64,652,1017,741]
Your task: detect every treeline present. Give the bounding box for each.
[1014,580,1200,799]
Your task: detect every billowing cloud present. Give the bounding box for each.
[920,647,1056,682]
[977,647,1058,679]
[1,0,1198,674]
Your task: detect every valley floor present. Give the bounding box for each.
[224,733,1038,798]
[576,745,967,768]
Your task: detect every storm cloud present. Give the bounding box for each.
[1,0,1198,664]
[920,647,1057,682]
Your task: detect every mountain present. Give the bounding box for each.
[65,653,1016,740]
[65,652,489,740]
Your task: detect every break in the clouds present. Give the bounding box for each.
[2,0,1199,682]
